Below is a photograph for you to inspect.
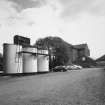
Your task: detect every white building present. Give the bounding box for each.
[3,36,49,74]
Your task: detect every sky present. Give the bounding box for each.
[0,0,105,59]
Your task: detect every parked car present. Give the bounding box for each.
[72,65,82,69]
[65,65,82,70]
[52,65,67,72]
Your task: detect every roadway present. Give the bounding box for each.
[0,68,105,105]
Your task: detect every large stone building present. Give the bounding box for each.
[71,44,97,67]
[71,44,90,62]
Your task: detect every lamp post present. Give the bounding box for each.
[49,47,52,70]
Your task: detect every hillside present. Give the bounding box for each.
[96,55,105,62]
[95,55,105,67]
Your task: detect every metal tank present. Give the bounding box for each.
[23,47,37,73]
[37,49,49,72]
[3,43,23,74]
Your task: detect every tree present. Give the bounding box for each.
[34,36,72,69]
[0,53,3,71]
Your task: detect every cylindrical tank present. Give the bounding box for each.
[37,54,49,72]
[23,47,37,73]
[3,43,23,74]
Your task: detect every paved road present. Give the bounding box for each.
[0,68,105,105]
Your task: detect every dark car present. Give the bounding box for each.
[52,66,67,72]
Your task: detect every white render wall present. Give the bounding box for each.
[37,55,49,72]
[23,48,37,73]
[3,44,49,74]
[3,44,23,73]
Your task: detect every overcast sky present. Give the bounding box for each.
[0,0,105,59]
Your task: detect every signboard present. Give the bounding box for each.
[14,35,30,47]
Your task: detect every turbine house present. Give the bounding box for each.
[3,35,49,74]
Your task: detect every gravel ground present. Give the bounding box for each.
[0,68,105,105]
